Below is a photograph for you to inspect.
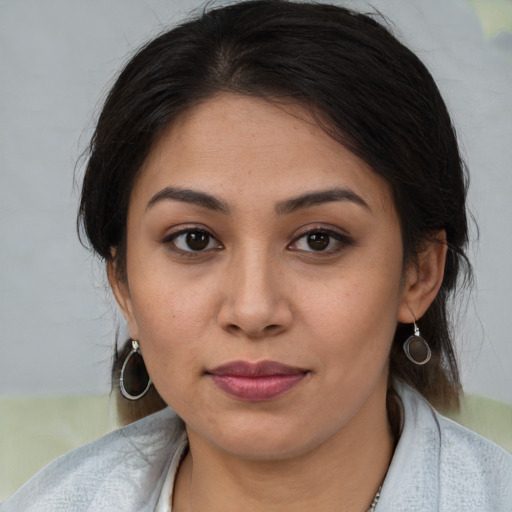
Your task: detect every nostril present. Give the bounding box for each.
[223,322,284,338]
[217,295,293,338]
[226,324,242,335]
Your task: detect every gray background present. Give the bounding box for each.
[1,0,511,404]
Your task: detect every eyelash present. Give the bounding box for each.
[161,226,353,257]
[162,227,223,257]
[288,227,353,254]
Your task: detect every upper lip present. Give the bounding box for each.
[207,360,308,377]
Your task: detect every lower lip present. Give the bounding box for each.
[210,373,307,402]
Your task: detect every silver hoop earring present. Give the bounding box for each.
[120,340,152,400]
[403,322,432,365]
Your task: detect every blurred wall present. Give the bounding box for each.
[1,0,511,403]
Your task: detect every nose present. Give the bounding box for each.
[217,248,293,339]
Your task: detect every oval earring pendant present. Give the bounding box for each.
[403,323,432,365]
[120,340,152,400]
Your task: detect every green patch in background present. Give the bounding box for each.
[0,395,118,502]
[467,0,512,36]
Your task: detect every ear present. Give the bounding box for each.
[397,230,447,323]
[107,256,140,339]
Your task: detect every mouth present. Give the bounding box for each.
[206,360,309,402]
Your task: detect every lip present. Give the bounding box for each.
[206,360,308,402]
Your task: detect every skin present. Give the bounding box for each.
[110,93,446,511]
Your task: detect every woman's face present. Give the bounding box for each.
[112,93,414,459]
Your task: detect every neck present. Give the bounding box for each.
[173,386,394,512]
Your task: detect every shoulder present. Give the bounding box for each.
[435,413,512,509]
[379,382,512,511]
[0,407,186,512]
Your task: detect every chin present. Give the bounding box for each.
[196,415,333,462]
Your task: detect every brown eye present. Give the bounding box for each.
[289,228,353,254]
[186,231,210,250]
[307,232,330,251]
[167,229,222,253]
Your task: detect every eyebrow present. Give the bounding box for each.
[275,188,371,215]
[146,186,370,216]
[146,187,230,214]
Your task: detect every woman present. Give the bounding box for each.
[2,1,511,511]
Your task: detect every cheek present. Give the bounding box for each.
[126,270,220,380]
[128,255,215,333]
[301,267,402,378]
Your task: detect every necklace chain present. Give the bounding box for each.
[366,485,382,512]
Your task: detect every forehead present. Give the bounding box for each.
[134,93,395,214]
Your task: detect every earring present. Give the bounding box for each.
[403,321,431,365]
[119,340,152,400]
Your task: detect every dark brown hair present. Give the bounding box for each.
[78,0,470,424]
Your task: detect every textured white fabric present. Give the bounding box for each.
[1,383,511,511]
[1,410,187,512]
[379,382,512,510]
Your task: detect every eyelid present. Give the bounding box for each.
[161,225,223,255]
[288,225,354,253]
[160,223,352,256]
